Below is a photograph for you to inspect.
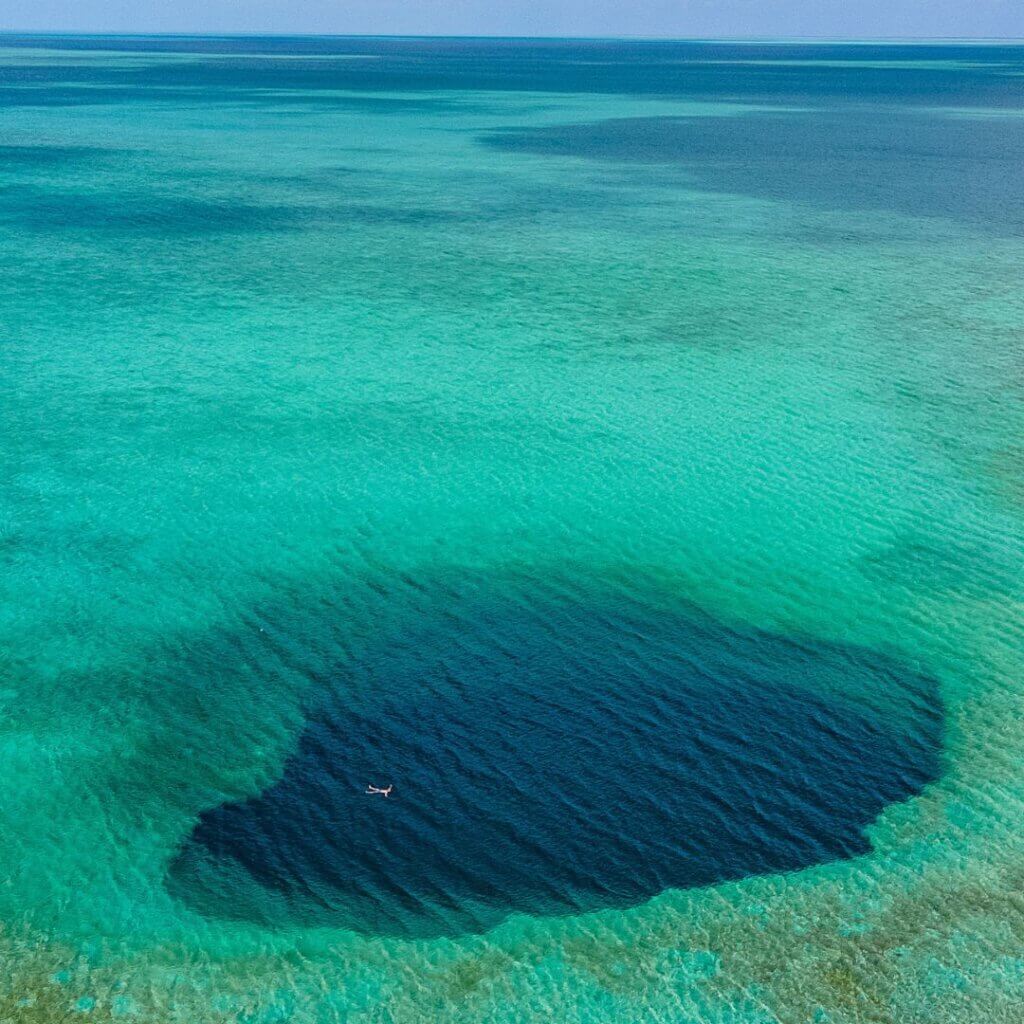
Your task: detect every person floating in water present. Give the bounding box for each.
[366,784,393,797]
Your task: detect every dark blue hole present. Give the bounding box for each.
[170,575,942,938]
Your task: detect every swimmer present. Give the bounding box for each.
[366,784,393,797]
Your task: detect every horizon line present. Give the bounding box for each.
[2,30,1024,44]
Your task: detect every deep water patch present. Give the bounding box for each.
[0,186,304,235]
[481,110,1024,234]
[169,574,942,939]
[0,186,476,236]
[0,144,132,168]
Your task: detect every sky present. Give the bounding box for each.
[2,0,1023,39]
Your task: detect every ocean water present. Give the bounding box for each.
[1,34,1023,1024]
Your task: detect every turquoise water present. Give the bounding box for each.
[2,35,1024,1023]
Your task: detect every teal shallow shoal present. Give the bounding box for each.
[2,36,1024,1024]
